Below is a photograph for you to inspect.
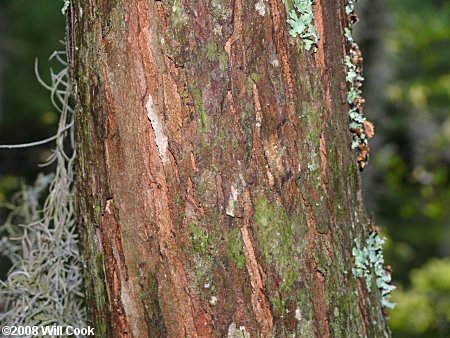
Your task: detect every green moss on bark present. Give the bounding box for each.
[254,197,302,315]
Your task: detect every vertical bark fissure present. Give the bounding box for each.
[98,199,130,336]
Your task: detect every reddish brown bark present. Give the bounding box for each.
[68,0,390,337]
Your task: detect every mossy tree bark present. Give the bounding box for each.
[68,0,390,337]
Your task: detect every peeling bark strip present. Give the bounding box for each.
[70,0,390,337]
[145,95,169,163]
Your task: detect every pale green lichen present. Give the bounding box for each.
[345,0,357,15]
[209,295,218,306]
[227,323,251,338]
[344,27,353,43]
[61,0,70,14]
[343,0,374,170]
[225,186,239,217]
[344,54,367,150]
[352,232,396,309]
[211,0,232,20]
[172,0,182,15]
[287,0,320,52]
[255,0,266,16]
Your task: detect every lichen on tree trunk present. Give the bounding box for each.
[68,0,390,337]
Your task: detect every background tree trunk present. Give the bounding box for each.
[68,0,390,336]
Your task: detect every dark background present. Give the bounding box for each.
[0,0,448,336]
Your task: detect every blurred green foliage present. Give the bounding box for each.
[361,0,450,336]
[378,0,450,276]
[389,258,450,337]
[0,0,65,178]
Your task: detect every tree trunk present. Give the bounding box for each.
[68,0,390,337]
